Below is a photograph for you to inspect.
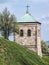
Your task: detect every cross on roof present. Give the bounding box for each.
[26,5,30,13]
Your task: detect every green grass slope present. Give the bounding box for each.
[0,38,48,65]
[42,56,49,65]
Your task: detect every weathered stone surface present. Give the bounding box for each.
[15,23,42,57]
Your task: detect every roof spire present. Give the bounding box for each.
[26,4,30,13]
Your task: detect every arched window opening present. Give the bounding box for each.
[27,29,31,36]
[20,29,23,37]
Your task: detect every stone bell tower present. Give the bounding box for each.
[15,5,42,57]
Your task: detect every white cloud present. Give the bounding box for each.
[0,2,14,14]
[8,0,18,2]
[39,15,49,24]
[27,0,49,3]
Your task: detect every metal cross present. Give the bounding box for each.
[26,5,30,13]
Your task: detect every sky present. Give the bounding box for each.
[0,0,49,41]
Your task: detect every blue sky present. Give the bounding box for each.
[0,0,49,41]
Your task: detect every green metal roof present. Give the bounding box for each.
[17,13,37,22]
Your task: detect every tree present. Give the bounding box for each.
[41,40,49,55]
[0,8,19,40]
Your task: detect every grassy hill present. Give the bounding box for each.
[42,56,49,65]
[0,38,49,65]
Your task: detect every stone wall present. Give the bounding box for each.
[15,23,42,57]
[36,24,42,57]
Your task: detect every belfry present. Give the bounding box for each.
[15,5,42,57]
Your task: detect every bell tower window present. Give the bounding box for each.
[20,29,23,36]
[27,29,31,36]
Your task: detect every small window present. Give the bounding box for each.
[27,29,31,36]
[20,29,23,36]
